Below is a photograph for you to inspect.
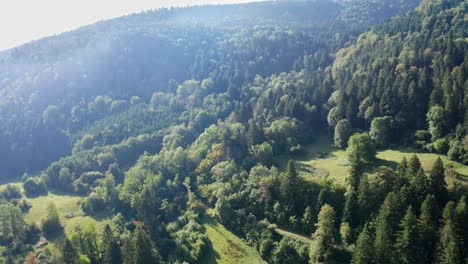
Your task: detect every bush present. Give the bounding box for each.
[79,171,104,184]
[0,184,22,200]
[432,138,449,153]
[23,178,47,197]
[81,193,106,215]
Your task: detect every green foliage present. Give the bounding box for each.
[101,224,122,264]
[369,116,395,147]
[309,204,335,263]
[347,133,376,164]
[63,237,80,264]
[334,119,352,149]
[373,192,401,264]
[351,225,373,264]
[0,204,27,246]
[23,177,47,197]
[0,0,465,263]
[395,206,418,264]
[41,203,62,236]
[426,105,447,141]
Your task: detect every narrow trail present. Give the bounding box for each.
[275,227,313,243]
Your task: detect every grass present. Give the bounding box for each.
[24,193,111,236]
[200,210,265,264]
[275,133,468,185]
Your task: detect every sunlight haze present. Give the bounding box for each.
[0,0,265,51]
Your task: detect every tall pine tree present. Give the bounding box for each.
[428,157,447,204]
[395,206,418,264]
[437,202,462,264]
[374,192,401,264]
[351,225,374,264]
[101,224,122,264]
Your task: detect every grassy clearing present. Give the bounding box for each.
[24,193,111,236]
[200,212,265,264]
[275,133,468,185]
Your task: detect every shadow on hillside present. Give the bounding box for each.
[373,158,399,170]
[43,228,65,243]
[200,238,221,264]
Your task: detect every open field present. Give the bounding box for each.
[275,133,468,184]
[201,210,265,264]
[24,193,111,236]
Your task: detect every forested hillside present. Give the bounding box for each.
[1,0,467,263]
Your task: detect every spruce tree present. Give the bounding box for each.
[395,206,418,264]
[374,192,401,264]
[411,167,430,210]
[122,236,134,264]
[455,196,468,260]
[281,160,300,213]
[437,201,462,264]
[134,224,159,264]
[351,225,374,264]
[62,238,79,264]
[397,156,408,178]
[408,155,421,176]
[343,161,362,227]
[309,204,335,264]
[417,195,439,264]
[101,224,122,264]
[428,157,447,204]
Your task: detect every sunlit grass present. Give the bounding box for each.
[25,193,111,234]
[276,133,468,185]
[200,212,265,264]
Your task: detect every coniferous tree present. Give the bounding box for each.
[41,203,62,236]
[395,206,418,264]
[428,157,447,204]
[281,160,301,214]
[101,224,122,264]
[397,157,408,178]
[437,202,462,264]
[351,225,374,264]
[309,204,335,264]
[343,162,362,227]
[408,155,421,176]
[122,236,134,264]
[411,167,430,210]
[62,238,79,264]
[374,192,401,264]
[133,224,159,264]
[417,195,439,264]
[455,196,468,260]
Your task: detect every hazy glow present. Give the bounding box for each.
[0,0,265,51]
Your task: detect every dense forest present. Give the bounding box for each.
[0,0,466,263]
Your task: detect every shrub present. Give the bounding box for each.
[81,193,106,215]
[432,138,449,153]
[23,178,47,197]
